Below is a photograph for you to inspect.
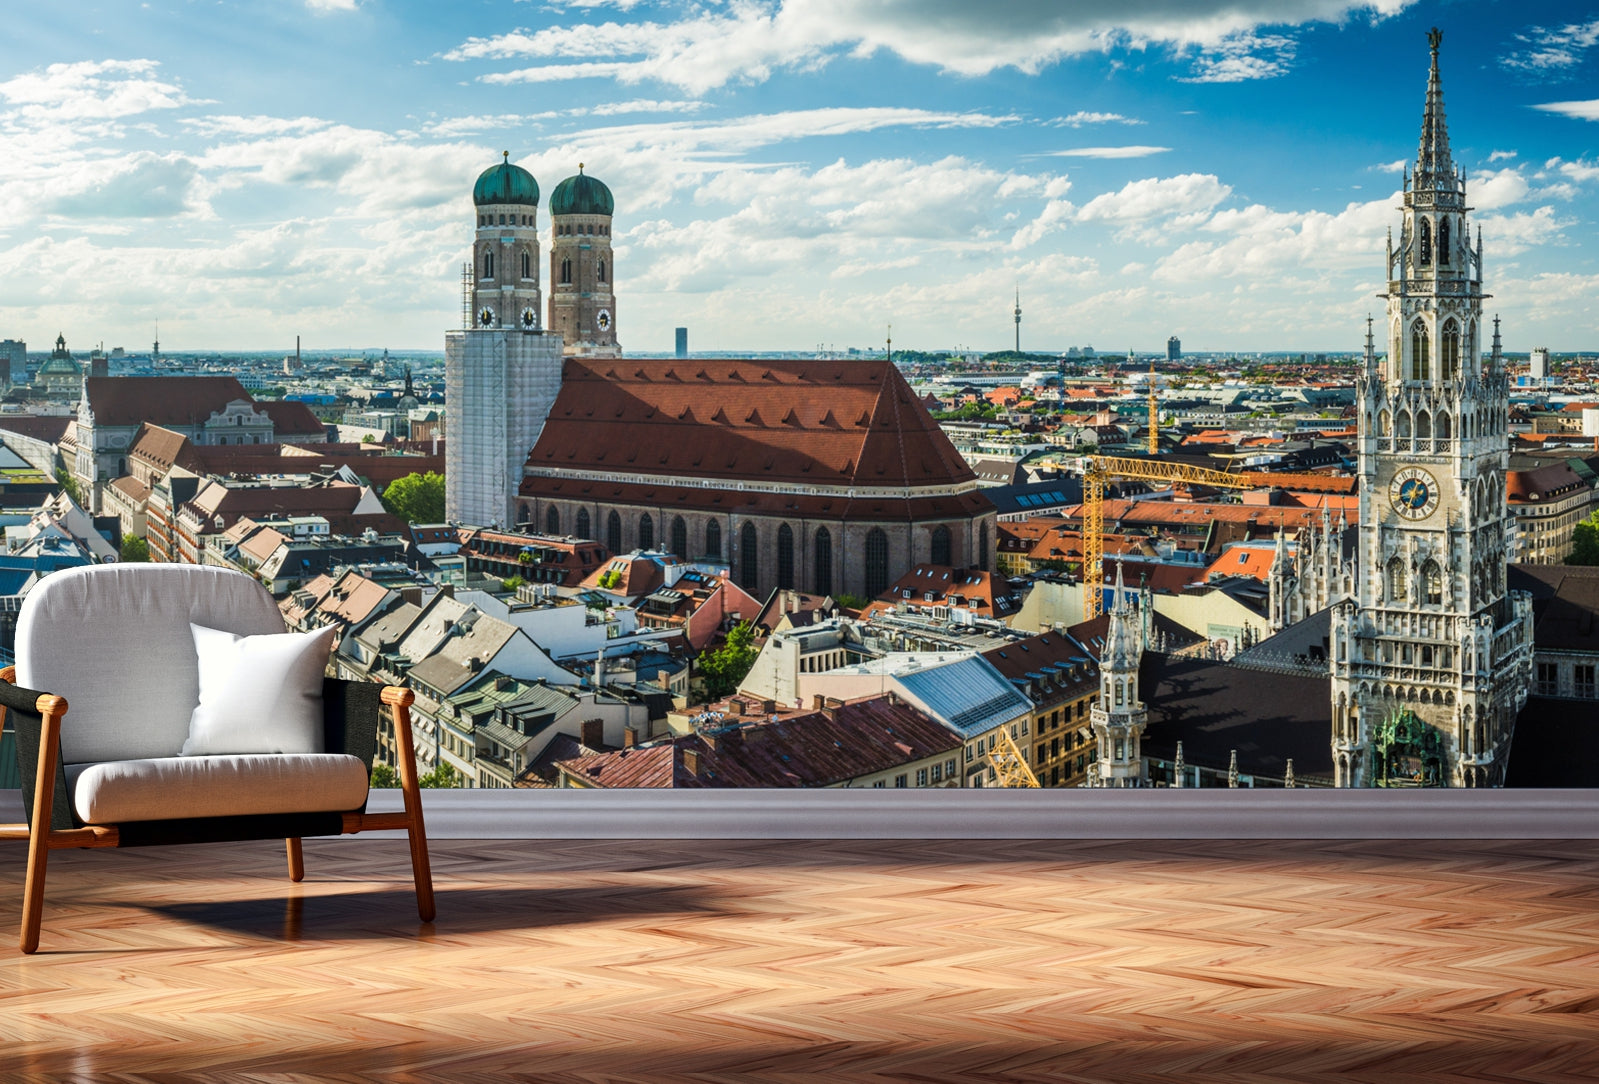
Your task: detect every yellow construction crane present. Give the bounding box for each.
[988,724,1040,787]
[1146,362,1159,454]
[1080,455,1257,621]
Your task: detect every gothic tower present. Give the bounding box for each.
[548,165,619,357]
[445,155,564,527]
[1329,29,1534,787]
[1091,564,1149,787]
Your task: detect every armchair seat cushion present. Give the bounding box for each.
[66,754,370,825]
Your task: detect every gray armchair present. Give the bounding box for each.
[1,564,434,953]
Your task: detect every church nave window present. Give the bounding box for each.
[706,519,722,560]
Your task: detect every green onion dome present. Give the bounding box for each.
[549,164,614,217]
[473,152,539,207]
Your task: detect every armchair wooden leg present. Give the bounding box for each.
[384,688,436,923]
[286,837,304,883]
[20,697,67,955]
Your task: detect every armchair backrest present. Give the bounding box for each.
[16,564,286,764]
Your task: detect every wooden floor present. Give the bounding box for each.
[2,838,1598,1082]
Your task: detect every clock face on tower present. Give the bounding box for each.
[1389,466,1441,521]
[478,306,496,328]
[520,307,538,329]
[596,308,612,332]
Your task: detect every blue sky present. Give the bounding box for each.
[1,0,1596,354]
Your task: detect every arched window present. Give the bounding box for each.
[930,524,951,567]
[522,251,531,279]
[560,258,572,285]
[777,523,795,590]
[483,250,494,279]
[1418,217,1432,267]
[597,260,607,284]
[1438,217,1451,266]
[606,510,621,554]
[1411,322,1430,381]
[638,512,654,552]
[1387,559,1407,604]
[1378,409,1391,437]
[979,528,990,572]
[545,505,560,535]
[1437,411,1451,441]
[671,516,687,560]
[1416,410,1431,440]
[706,519,722,560]
[865,527,889,597]
[576,508,591,540]
[1441,320,1460,381]
[1424,561,1443,606]
[814,527,832,597]
[739,522,759,591]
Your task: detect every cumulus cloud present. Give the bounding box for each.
[0,58,197,123]
[1469,167,1530,211]
[448,0,1419,95]
[1052,111,1143,127]
[1077,173,1231,224]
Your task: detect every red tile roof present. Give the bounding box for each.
[85,376,252,427]
[257,400,326,438]
[525,358,976,490]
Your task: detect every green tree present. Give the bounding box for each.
[361,434,376,443]
[419,762,461,788]
[833,592,869,611]
[53,467,82,506]
[501,575,525,592]
[696,621,761,700]
[1570,510,1599,565]
[380,470,446,523]
[119,536,150,563]
[370,763,399,788]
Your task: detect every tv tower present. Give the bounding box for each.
[1013,288,1021,353]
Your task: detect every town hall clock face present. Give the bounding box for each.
[478,306,496,328]
[1389,466,1441,521]
[596,308,612,332]
[520,306,538,329]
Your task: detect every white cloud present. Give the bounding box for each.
[1077,173,1231,223]
[182,115,331,138]
[1501,20,1599,79]
[1150,194,1392,284]
[1053,111,1143,127]
[306,0,361,13]
[1049,145,1169,159]
[1533,99,1599,121]
[1179,32,1296,83]
[1489,150,1518,162]
[1468,167,1530,211]
[1373,159,1406,173]
[0,59,196,123]
[1475,206,1569,256]
[448,0,1419,95]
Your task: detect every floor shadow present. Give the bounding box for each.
[141,883,726,942]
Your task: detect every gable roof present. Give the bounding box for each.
[257,399,325,437]
[85,376,253,428]
[526,358,976,490]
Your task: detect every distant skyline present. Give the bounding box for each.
[1,1,1596,354]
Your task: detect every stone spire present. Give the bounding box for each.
[1104,562,1140,672]
[1173,741,1186,787]
[1414,28,1456,191]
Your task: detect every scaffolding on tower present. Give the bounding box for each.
[1146,362,1159,454]
[460,262,473,330]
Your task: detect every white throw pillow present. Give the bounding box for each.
[181,623,338,756]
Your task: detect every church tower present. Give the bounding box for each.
[445,155,564,527]
[548,166,619,357]
[1091,564,1148,787]
[1329,30,1534,787]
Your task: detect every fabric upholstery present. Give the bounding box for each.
[17,565,286,764]
[183,623,337,755]
[67,754,370,824]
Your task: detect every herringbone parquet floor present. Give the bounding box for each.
[2,837,1597,1082]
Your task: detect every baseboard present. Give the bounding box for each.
[11,789,1586,841]
[5,789,1593,840]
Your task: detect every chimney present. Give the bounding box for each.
[761,698,775,714]
[683,748,701,776]
[704,731,720,752]
[580,718,604,749]
[657,669,671,691]
[727,698,744,716]
[593,649,606,688]
[623,725,640,749]
[886,690,898,707]
[812,694,825,711]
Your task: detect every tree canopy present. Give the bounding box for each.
[381,470,445,524]
[1570,510,1599,565]
[696,621,760,700]
[119,536,150,563]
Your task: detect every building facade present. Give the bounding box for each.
[547,167,619,358]
[445,155,564,528]
[1328,30,1534,788]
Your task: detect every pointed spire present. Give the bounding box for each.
[1228,749,1239,788]
[1173,741,1186,787]
[1285,758,1296,788]
[1414,28,1457,191]
[1364,314,1376,373]
[1492,314,1502,369]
